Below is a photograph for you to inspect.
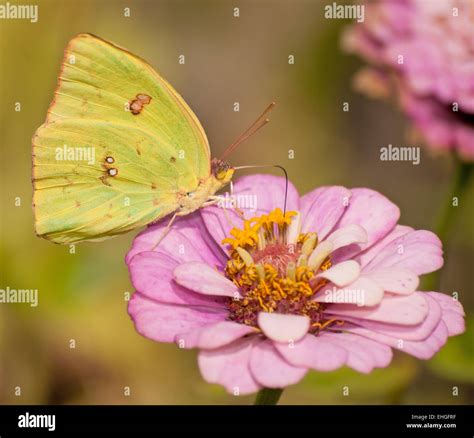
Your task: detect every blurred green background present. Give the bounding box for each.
[0,0,472,404]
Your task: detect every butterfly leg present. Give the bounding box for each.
[227,182,245,220]
[150,212,178,250]
[226,181,246,220]
[201,197,221,208]
[204,195,244,229]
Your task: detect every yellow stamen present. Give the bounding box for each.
[222,221,260,249]
[272,281,287,299]
[312,318,344,330]
[223,208,340,334]
[257,295,269,311]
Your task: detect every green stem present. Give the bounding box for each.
[254,388,283,405]
[423,158,473,291]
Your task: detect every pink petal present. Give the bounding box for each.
[199,208,245,253]
[315,276,384,306]
[175,321,257,350]
[427,292,465,316]
[198,337,261,395]
[173,328,202,349]
[363,230,443,275]
[128,252,225,307]
[300,186,352,239]
[126,213,226,267]
[326,292,429,325]
[364,267,419,294]
[315,260,361,286]
[343,293,442,341]
[322,332,393,373]
[249,340,307,388]
[201,174,300,249]
[439,311,466,337]
[332,188,400,261]
[347,321,449,360]
[324,224,368,251]
[428,292,465,336]
[356,225,413,268]
[258,312,310,343]
[274,334,347,371]
[286,212,302,244]
[173,262,240,298]
[128,293,226,343]
[400,321,449,360]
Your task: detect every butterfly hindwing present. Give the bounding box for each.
[33,33,211,243]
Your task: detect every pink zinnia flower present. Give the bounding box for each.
[343,0,474,160]
[126,175,465,395]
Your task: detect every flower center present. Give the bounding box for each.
[222,208,343,333]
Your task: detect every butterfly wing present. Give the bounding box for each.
[33,33,211,244]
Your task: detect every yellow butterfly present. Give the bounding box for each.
[32,33,273,244]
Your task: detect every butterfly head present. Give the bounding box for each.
[211,158,234,185]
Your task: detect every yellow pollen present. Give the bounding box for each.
[312,318,344,331]
[223,208,338,331]
[222,220,260,249]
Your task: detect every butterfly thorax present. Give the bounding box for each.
[177,159,234,215]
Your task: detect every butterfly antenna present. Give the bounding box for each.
[233,164,289,214]
[220,102,276,160]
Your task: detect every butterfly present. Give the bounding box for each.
[32,33,274,244]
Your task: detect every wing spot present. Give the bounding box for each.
[151,182,157,190]
[100,175,111,186]
[108,168,118,177]
[105,156,115,164]
[130,93,152,115]
[135,138,146,155]
[170,156,176,163]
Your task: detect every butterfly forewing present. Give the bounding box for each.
[33,33,211,243]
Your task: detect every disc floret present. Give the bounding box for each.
[222,208,337,332]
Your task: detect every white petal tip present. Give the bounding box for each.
[258,312,310,343]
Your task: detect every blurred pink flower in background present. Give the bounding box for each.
[343,0,474,160]
[126,175,464,395]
